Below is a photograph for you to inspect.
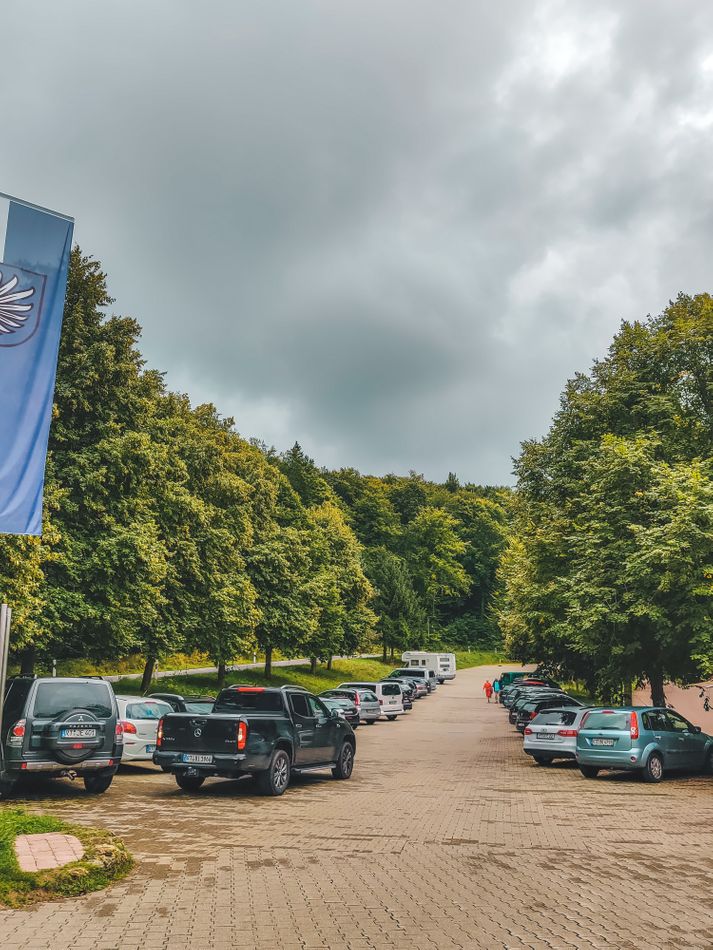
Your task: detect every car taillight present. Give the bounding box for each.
[156,718,164,748]
[524,727,533,735]
[558,729,578,737]
[11,719,26,738]
[530,710,538,719]
[353,694,360,706]
[379,699,383,705]
[237,721,248,751]
[119,720,137,734]
[630,712,639,740]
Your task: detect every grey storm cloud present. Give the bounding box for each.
[2,1,713,483]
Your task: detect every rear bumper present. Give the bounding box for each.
[576,748,642,769]
[154,750,269,776]
[5,758,119,776]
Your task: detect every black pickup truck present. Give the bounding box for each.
[154,685,356,795]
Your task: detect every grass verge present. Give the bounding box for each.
[114,652,512,696]
[0,807,133,908]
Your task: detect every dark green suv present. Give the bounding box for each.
[1,676,122,797]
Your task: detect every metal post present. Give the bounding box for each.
[0,605,10,772]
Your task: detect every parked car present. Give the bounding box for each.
[320,687,382,725]
[320,695,360,728]
[338,681,405,720]
[505,683,562,711]
[148,692,215,714]
[576,707,713,783]
[116,695,174,761]
[155,685,356,795]
[385,671,428,698]
[515,696,583,733]
[382,677,415,706]
[508,690,565,724]
[390,667,437,693]
[524,706,593,764]
[0,676,122,797]
[499,671,529,689]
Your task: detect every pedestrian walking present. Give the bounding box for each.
[483,679,493,703]
[493,678,501,703]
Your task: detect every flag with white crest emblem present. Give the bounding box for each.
[0,192,73,535]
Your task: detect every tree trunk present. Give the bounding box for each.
[326,656,332,670]
[264,645,272,679]
[140,656,156,694]
[382,636,387,662]
[217,661,226,690]
[390,645,395,660]
[310,656,317,675]
[20,645,36,677]
[649,668,666,707]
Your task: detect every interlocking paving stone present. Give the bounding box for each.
[14,832,84,872]
[2,664,713,948]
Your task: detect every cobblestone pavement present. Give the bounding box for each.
[3,664,713,949]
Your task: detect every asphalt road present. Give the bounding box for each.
[3,665,713,948]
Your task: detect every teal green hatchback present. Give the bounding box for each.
[576,707,713,783]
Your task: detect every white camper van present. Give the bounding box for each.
[401,651,456,683]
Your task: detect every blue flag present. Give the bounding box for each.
[0,193,74,536]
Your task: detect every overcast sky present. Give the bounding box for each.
[3,2,713,484]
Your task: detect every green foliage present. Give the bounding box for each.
[500,293,713,700]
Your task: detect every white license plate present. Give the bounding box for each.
[592,738,615,746]
[145,744,155,753]
[182,753,213,764]
[536,733,555,740]
[61,728,96,739]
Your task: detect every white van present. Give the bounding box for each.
[401,651,457,683]
[338,681,405,720]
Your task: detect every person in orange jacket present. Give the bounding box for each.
[483,679,493,702]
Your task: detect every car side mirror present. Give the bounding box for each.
[693,725,702,733]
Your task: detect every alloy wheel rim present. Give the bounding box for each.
[342,746,353,774]
[274,755,289,789]
[651,757,662,779]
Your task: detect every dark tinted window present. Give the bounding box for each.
[214,690,284,713]
[534,710,577,726]
[289,693,311,717]
[382,683,400,696]
[32,682,114,719]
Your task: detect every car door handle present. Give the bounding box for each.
[653,735,662,740]
[295,723,303,730]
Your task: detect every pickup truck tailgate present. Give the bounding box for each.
[160,714,241,754]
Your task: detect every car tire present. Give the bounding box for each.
[365,719,376,725]
[83,773,114,795]
[332,741,355,780]
[0,776,17,799]
[533,755,553,765]
[175,773,205,792]
[704,748,713,775]
[642,752,664,783]
[386,715,397,721]
[256,749,291,796]
[579,766,600,779]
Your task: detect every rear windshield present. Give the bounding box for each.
[126,701,172,720]
[214,690,285,713]
[322,689,354,701]
[535,710,578,726]
[382,683,400,696]
[184,701,214,714]
[583,711,630,731]
[32,682,114,719]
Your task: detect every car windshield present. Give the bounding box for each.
[214,690,285,713]
[32,682,114,719]
[583,711,630,731]
[126,700,172,720]
[184,701,214,714]
[535,710,578,726]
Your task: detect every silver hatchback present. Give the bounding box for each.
[523,706,592,764]
[320,687,382,725]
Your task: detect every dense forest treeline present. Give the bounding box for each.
[0,250,509,687]
[499,293,713,703]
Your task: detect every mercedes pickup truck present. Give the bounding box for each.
[154,684,356,796]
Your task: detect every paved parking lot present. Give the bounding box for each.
[3,664,713,949]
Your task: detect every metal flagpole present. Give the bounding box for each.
[0,604,10,773]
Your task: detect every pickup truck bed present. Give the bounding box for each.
[154,685,356,796]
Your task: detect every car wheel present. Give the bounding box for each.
[175,773,205,792]
[83,773,114,795]
[642,752,664,783]
[256,749,291,796]
[533,755,553,765]
[0,776,17,799]
[332,741,355,780]
[703,748,713,775]
[579,766,599,779]
[365,719,376,725]
[386,715,397,721]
